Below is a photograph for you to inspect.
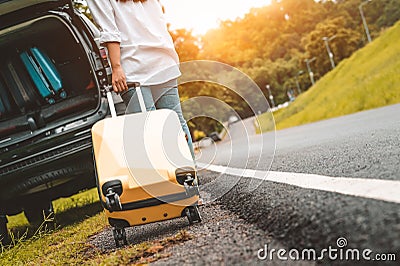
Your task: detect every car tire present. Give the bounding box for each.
[5,161,94,198]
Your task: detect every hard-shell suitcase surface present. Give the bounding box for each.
[92,83,201,247]
[0,77,11,117]
[29,47,66,99]
[0,97,5,116]
[1,58,40,111]
[20,50,55,104]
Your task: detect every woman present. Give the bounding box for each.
[86,0,195,159]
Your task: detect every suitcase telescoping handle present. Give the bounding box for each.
[105,82,144,118]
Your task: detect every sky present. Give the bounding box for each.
[160,0,272,35]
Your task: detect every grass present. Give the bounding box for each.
[1,189,193,265]
[7,188,100,230]
[1,189,104,264]
[258,20,400,132]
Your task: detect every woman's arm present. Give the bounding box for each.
[105,42,128,92]
[85,0,128,92]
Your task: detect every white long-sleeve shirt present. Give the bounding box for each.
[85,0,180,85]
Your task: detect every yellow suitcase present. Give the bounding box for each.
[91,83,201,247]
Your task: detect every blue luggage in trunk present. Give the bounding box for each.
[30,47,66,99]
[20,47,66,104]
[20,50,55,104]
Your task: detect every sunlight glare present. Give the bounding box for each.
[161,0,272,35]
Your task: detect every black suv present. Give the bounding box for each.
[0,0,119,244]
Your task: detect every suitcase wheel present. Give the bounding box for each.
[113,227,128,247]
[105,192,122,212]
[185,206,202,225]
[47,98,56,105]
[183,174,200,197]
[59,90,67,99]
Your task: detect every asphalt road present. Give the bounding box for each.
[196,103,400,264]
[200,103,400,180]
[91,104,400,265]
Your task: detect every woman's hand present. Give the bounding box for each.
[112,65,128,93]
[105,42,128,93]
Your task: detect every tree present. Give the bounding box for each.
[169,29,200,62]
[301,15,362,78]
[375,0,400,28]
[77,0,400,115]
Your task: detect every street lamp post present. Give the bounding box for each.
[304,57,316,86]
[295,70,304,94]
[322,35,336,69]
[359,0,372,43]
[265,84,275,109]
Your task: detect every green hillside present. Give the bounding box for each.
[259,20,400,132]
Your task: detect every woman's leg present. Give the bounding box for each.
[152,86,196,161]
[120,85,155,113]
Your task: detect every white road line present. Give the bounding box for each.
[199,163,400,204]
